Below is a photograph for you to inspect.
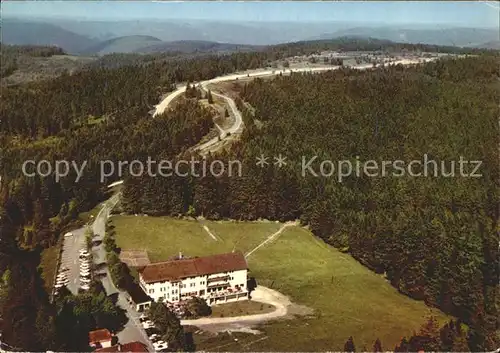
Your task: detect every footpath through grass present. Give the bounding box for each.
[112,215,281,261]
[244,226,449,351]
[112,216,449,351]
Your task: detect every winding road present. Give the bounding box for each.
[153,59,434,154]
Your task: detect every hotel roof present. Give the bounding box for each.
[139,251,247,283]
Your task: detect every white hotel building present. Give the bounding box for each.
[138,252,249,306]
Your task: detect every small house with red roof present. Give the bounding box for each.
[89,328,113,349]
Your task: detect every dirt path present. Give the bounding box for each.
[202,224,218,241]
[245,221,298,258]
[180,286,290,328]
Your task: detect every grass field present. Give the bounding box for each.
[112,216,449,351]
[112,216,281,261]
[39,242,61,292]
[244,226,449,351]
[210,300,275,318]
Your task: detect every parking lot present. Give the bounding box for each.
[139,314,170,352]
[57,227,92,295]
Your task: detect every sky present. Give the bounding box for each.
[2,1,499,28]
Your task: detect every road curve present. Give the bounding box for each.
[153,66,338,118]
[180,286,291,327]
[153,58,434,154]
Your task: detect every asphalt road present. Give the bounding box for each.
[90,194,154,351]
[180,286,291,333]
[153,59,436,154]
[58,195,152,350]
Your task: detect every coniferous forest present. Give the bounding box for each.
[121,56,499,350]
[0,39,498,350]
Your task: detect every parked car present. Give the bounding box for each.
[153,341,168,351]
[64,232,73,238]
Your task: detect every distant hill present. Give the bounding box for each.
[1,19,97,54]
[82,35,163,55]
[311,27,499,48]
[0,44,95,86]
[472,40,500,50]
[135,40,262,54]
[80,37,262,55]
[3,18,496,54]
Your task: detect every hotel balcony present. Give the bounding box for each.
[207,287,247,299]
[207,275,231,283]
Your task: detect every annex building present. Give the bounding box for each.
[138,251,249,306]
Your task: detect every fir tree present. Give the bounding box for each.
[344,336,356,352]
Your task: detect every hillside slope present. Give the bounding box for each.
[136,40,262,54]
[1,19,97,53]
[313,27,499,47]
[82,35,163,55]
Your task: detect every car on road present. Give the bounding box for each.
[142,320,155,329]
[149,334,161,343]
[64,232,73,237]
[153,341,168,351]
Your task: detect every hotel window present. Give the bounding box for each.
[149,289,154,294]
[172,290,175,294]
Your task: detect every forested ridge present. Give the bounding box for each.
[122,56,500,350]
[0,39,498,350]
[0,44,66,78]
